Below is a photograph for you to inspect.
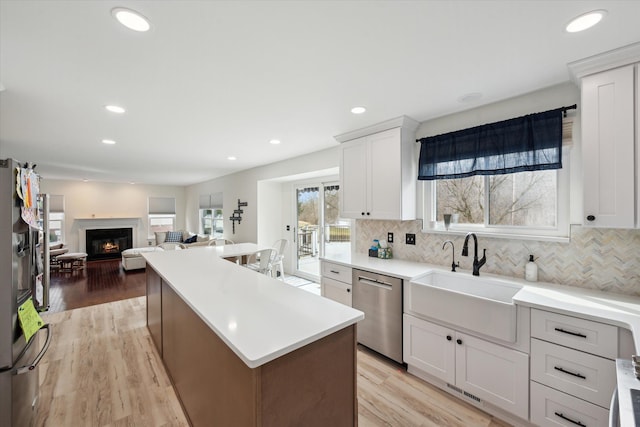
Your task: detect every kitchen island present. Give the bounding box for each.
[144,247,364,427]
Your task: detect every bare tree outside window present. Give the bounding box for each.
[435,170,557,228]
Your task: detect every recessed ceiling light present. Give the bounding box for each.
[566,10,607,33]
[105,105,126,114]
[269,139,281,145]
[102,139,117,145]
[351,106,367,114]
[82,179,89,183]
[129,182,135,185]
[112,7,151,32]
[227,156,237,161]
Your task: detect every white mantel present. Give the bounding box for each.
[76,217,142,253]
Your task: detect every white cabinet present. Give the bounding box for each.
[403,314,529,419]
[320,261,352,306]
[530,309,620,426]
[581,64,637,228]
[337,117,419,220]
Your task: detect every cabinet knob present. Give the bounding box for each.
[366,212,370,216]
[446,335,452,341]
[347,289,351,293]
[361,212,365,216]
[456,339,462,345]
[586,215,596,221]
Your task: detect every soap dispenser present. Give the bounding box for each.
[525,255,538,282]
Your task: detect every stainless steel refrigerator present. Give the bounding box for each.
[0,158,52,427]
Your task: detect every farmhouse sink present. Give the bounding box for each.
[406,270,523,342]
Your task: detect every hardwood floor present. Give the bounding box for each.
[48,259,146,313]
[38,295,514,426]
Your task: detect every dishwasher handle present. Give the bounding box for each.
[357,275,394,291]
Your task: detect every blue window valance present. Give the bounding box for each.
[417,107,567,181]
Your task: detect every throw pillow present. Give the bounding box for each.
[184,234,197,244]
[165,231,183,243]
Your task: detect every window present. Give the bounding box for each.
[419,108,571,239]
[425,159,569,238]
[199,193,223,236]
[48,212,65,243]
[148,197,176,238]
[47,195,65,243]
[200,208,223,237]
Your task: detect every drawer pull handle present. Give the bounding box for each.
[554,366,586,379]
[554,327,587,339]
[554,411,586,427]
[330,270,340,274]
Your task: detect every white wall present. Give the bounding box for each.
[40,179,186,251]
[185,147,341,245]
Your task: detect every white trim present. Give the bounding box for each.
[567,41,640,83]
[76,217,141,252]
[334,115,420,143]
[421,149,571,241]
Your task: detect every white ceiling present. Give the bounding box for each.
[1,1,639,186]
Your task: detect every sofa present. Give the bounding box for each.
[154,231,214,247]
[121,231,216,271]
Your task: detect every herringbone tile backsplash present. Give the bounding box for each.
[356,220,640,296]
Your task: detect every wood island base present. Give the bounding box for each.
[147,267,358,426]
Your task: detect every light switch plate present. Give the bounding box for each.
[406,233,416,245]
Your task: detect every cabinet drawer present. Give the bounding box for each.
[530,381,609,427]
[531,309,617,359]
[531,338,615,408]
[321,277,352,307]
[321,261,352,284]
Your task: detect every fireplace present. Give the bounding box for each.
[86,228,133,261]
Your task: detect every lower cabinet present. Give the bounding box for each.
[529,308,620,426]
[321,277,352,306]
[403,314,529,420]
[320,261,352,306]
[530,381,610,427]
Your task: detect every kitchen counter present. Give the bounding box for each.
[145,247,363,368]
[323,253,640,352]
[145,247,363,426]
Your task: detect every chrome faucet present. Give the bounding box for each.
[442,240,459,272]
[461,232,486,276]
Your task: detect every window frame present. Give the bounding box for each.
[148,214,176,239]
[421,148,570,241]
[200,208,224,237]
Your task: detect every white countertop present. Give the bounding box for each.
[323,253,640,353]
[144,247,364,369]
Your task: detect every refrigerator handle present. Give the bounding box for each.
[15,324,52,375]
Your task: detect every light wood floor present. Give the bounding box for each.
[37,297,512,427]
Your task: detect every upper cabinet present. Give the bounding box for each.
[581,65,636,228]
[569,42,640,229]
[336,116,419,220]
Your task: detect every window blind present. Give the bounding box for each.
[49,194,65,213]
[148,197,176,214]
[199,193,223,209]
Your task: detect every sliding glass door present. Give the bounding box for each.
[295,182,350,280]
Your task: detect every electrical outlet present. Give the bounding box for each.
[387,232,394,243]
[406,233,416,245]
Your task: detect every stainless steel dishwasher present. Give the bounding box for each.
[352,269,403,364]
